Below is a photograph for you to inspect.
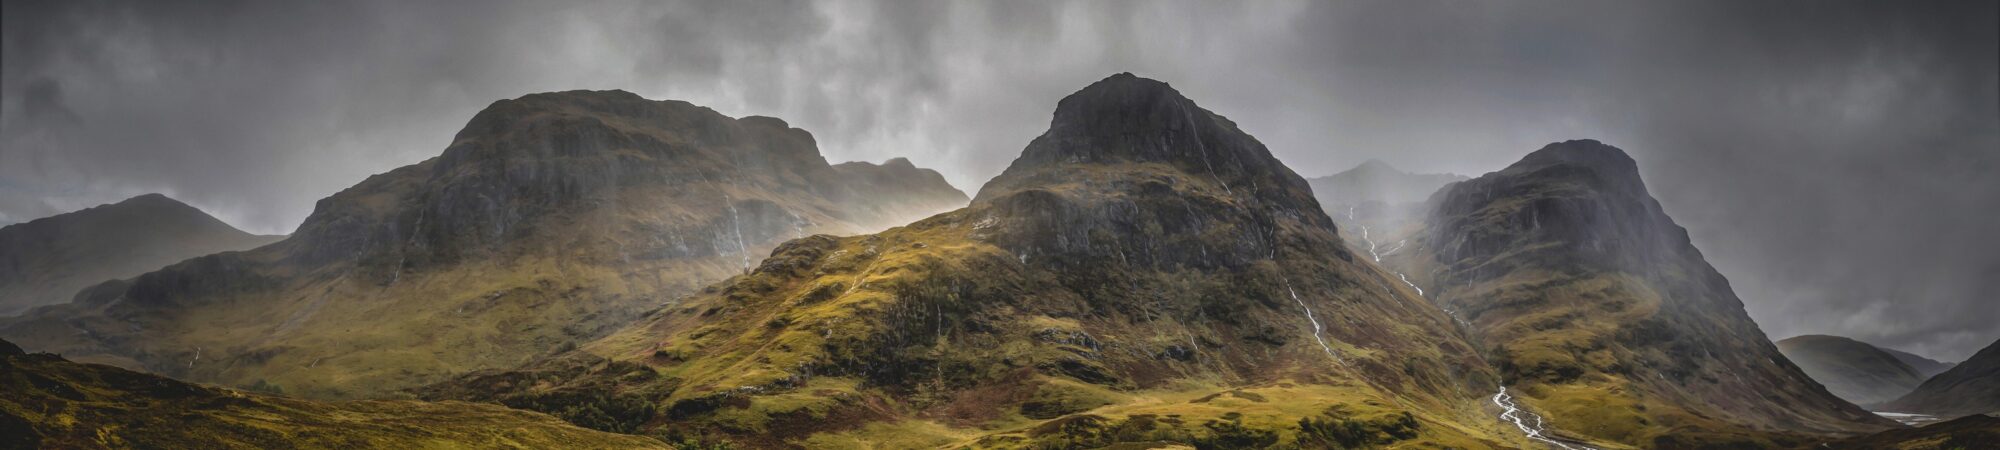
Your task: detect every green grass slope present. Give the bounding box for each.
[0,339,671,449]
[1813,414,2000,450]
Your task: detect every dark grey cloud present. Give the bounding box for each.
[1,0,1993,360]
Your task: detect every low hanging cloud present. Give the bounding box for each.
[2,0,1994,360]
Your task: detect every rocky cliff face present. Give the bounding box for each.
[425,74,1526,449]
[1884,338,2000,417]
[1386,140,1894,448]
[0,90,965,399]
[0,194,282,315]
[1776,335,1929,407]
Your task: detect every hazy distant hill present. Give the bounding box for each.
[1881,346,1959,379]
[1307,159,1466,211]
[0,338,668,449]
[0,194,281,316]
[1776,335,1929,407]
[1308,160,1465,240]
[1387,140,1893,447]
[1884,338,2000,417]
[424,73,1536,448]
[0,90,966,399]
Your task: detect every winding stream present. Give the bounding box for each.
[1494,386,1595,450]
[1282,275,1343,364]
[1352,219,1583,449]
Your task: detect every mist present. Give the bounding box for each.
[2,0,1994,360]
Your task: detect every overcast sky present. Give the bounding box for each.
[2,0,1994,361]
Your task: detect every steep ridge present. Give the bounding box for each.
[0,194,282,315]
[0,90,966,399]
[1384,140,1894,448]
[1884,338,2000,417]
[1775,335,1928,407]
[0,338,670,449]
[1882,347,1958,379]
[424,73,1529,449]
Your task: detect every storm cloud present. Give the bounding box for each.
[2,0,1994,360]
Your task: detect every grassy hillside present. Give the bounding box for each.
[1815,414,2000,450]
[0,339,670,449]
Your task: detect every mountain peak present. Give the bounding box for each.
[1352,158,1396,173]
[89,193,205,219]
[1776,334,1929,406]
[122,192,177,204]
[1511,139,1638,175]
[966,73,1340,270]
[976,73,1317,213]
[0,192,279,315]
[1004,73,1218,167]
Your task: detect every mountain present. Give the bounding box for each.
[0,338,668,449]
[0,194,282,316]
[423,73,1539,448]
[0,90,967,399]
[1881,347,1958,379]
[1776,335,1928,407]
[1384,140,1894,448]
[830,157,972,233]
[1307,159,1467,211]
[1883,338,2000,417]
[1308,160,1465,240]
